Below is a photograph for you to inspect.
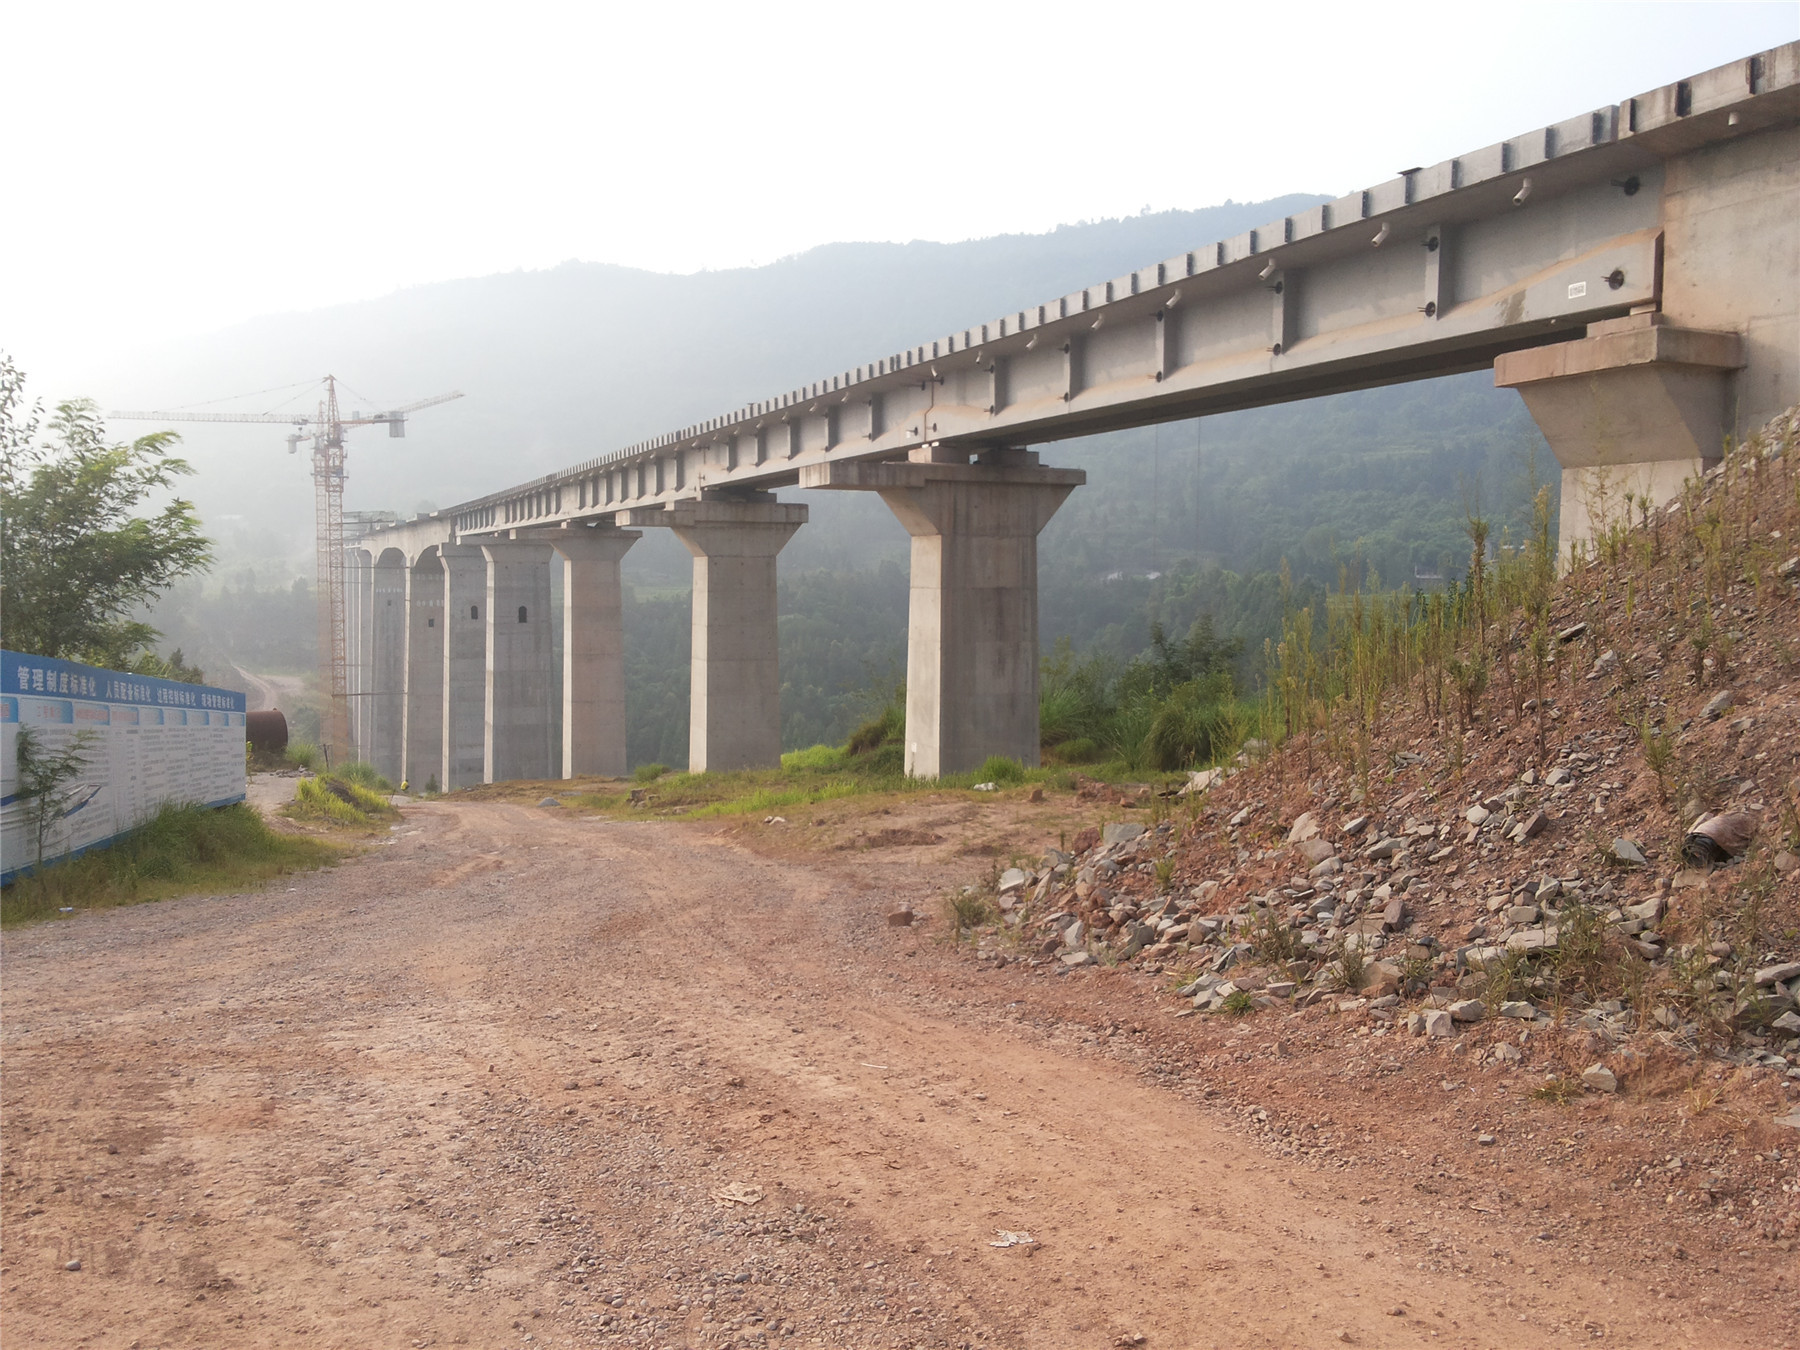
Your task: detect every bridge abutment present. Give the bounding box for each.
[480,540,556,783]
[628,497,807,773]
[1496,315,1744,557]
[439,544,488,790]
[546,526,640,778]
[402,549,444,791]
[804,453,1083,779]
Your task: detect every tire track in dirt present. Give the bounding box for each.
[1,800,1784,1348]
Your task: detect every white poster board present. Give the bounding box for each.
[1,650,246,884]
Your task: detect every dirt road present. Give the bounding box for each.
[2,800,1791,1348]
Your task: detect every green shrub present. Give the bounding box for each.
[337,761,394,793]
[633,762,670,784]
[845,700,904,756]
[863,741,906,777]
[1103,696,1158,771]
[781,744,845,771]
[1142,673,1237,770]
[284,741,321,771]
[1050,737,1099,764]
[976,755,1026,785]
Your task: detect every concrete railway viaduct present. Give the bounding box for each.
[348,45,1799,789]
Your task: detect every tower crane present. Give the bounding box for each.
[112,375,462,761]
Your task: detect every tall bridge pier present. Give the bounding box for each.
[344,46,1797,785]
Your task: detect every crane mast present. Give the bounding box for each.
[314,377,349,758]
[111,375,461,764]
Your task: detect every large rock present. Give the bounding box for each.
[1361,960,1404,998]
[1296,838,1336,865]
[1581,1064,1618,1093]
[1506,926,1560,954]
[1102,822,1146,846]
[1118,922,1158,959]
[1753,961,1800,987]
[1287,812,1320,843]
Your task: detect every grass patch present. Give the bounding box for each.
[564,750,1085,823]
[944,889,997,940]
[1219,990,1257,1017]
[287,774,401,828]
[976,755,1027,785]
[1531,1075,1586,1105]
[1,803,339,926]
[633,762,670,784]
[284,741,322,771]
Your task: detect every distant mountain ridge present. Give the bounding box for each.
[94,196,1329,562]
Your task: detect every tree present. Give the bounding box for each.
[0,354,212,668]
[12,725,100,889]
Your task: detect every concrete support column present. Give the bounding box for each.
[803,453,1083,779]
[345,548,372,763]
[546,526,640,778]
[625,496,807,773]
[439,544,488,791]
[370,548,407,782]
[402,548,445,791]
[480,540,555,783]
[1495,315,1744,559]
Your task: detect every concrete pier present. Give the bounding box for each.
[370,549,408,782]
[481,539,555,783]
[545,526,639,778]
[627,496,806,773]
[345,548,372,763]
[1496,316,1745,555]
[402,548,445,791]
[805,454,1081,778]
[440,544,488,791]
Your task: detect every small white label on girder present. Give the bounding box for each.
[1567,281,1588,299]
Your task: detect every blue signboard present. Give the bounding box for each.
[1,651,247,884]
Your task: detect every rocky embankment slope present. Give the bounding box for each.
[971,409,1800,1252]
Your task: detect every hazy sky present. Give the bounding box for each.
[3,1,1795,393]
